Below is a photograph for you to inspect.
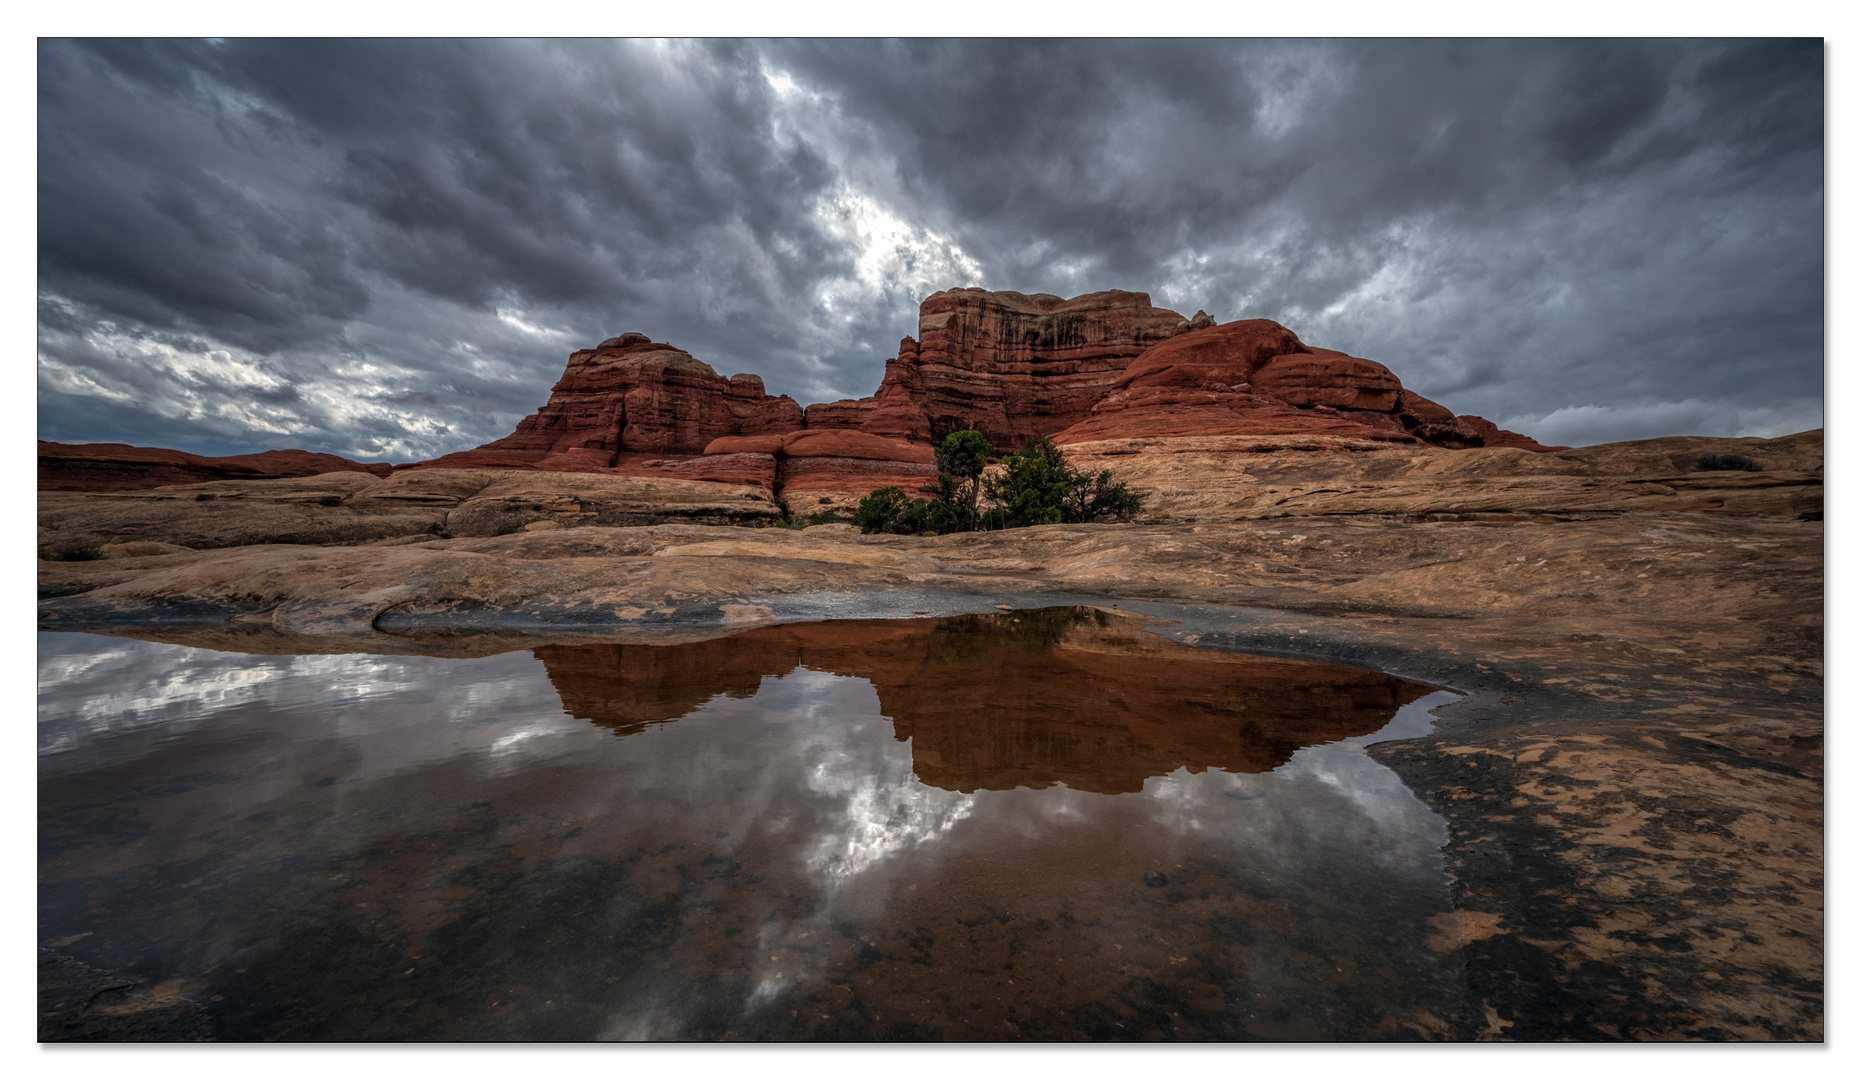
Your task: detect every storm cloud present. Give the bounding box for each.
[37,38,1822,460]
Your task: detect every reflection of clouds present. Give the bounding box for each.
[802,770,974,886]
[36,633,581,774]
[712,667,977,1010]
[38,636,393,754]
[1140,690,1457,875]
[797,666,974,887]
[41,631,1464,1038]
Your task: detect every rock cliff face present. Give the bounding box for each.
[38,441,393,492]
[842,288,1202,448]
[1050,319,1554,450]
[416,333,804,471]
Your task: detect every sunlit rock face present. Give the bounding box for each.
[536,608,1432,795]
[418,334,806,470]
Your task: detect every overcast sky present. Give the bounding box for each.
[37,38,1822,460]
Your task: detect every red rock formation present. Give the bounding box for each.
[1051,319,1557,451]
[1451,413,1569,452]
[56,292,1558,496]
[635,452,780,488]
[776,457,939,503]
[842,288,1199,449]
[703,430,933,464]
[801,398,879,431]
[414,333,804,471]
[38,441,393,492]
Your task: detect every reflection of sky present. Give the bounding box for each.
[1146,690,1460,875]
[36,632,584,777]
[40,633,1458,1038]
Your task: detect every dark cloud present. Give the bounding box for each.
[38,39,1822,460]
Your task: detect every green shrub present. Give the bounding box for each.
[984,437,1144,528]
[425,521,445,535]
[1698,452,1761,472]
[853,432,1144,535]
[194,492,217,502]
[41,544,104,562]
[318,495,344,507]
[851,486,928,534]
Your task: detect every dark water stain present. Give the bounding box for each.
[40,608,1467,1041]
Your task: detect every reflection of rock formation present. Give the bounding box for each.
[536,608,1432,794]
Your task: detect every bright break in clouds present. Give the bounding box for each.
[37,39,1823,460]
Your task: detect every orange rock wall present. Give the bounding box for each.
[851,288,1202,448]
[1054,319,1557,451]
[415,333,805,472]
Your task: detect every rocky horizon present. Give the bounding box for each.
[43,286,1566,494]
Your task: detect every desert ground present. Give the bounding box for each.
[39,428,1823,1039]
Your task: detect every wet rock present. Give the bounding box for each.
[39,948,211,1041]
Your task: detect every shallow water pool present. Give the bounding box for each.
[39,607,1468,1040]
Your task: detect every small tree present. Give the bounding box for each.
[982,437,1072,528]
[984,436,1145,528]
[933,429,993,528]
[851,486,923,534]
[853,432,1143,535]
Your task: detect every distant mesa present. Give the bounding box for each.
[41,286,1559,495]
[411,286,1555,476]
[37,441,393,493]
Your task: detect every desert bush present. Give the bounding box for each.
[195,492,217,502]
[983,437,1144,529]
[318,495,344,507]
[854,432,1144,535]
[1698,452,1761,472]
[851,486,925,534]
[41,544,104,562]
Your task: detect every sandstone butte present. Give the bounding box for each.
[36,286,1823,1041]
[38,289,1558,502]
[383,288,1557,504]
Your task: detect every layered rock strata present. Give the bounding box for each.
[1049,319,1553,450]
[415,333,805,471]
[841,288,1204,448]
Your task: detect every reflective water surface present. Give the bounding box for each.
[40,608,1469,1040]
